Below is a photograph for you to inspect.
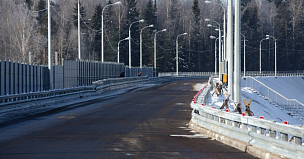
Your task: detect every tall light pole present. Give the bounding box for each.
[117,37,130,63]
[78,0,81,60]
[48,0,53,89]
[176,33,187,76]
[227,0,233,98]
[140,24,154,69]
[210,36,218,75]
[234,0,241,104]
[260,38,266,74]
[266,35,277,77]
[154,29,166,77]
[101,1,122,62]
[242,33,246,77]
[129,19,144,76]
[206,19,222,78]
[205,0,226,69]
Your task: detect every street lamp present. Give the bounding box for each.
[101,1,122,62]
[205,0,226,62]
[266,35,277,77]
[176,33,187,76]
[154,29,166,77]
[210,36,218,75]
[140,24,154,69]
[129,19,144,76]
[242,33,246,77]
[117,37,130,63]
[260,38,267,74]
[206,19,222,78]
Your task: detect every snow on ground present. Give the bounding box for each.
[255,76,304,103]
[205,77,303,126]
[193,83,207,91]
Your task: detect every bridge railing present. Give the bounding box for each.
[244,70,304,77]
[0,76,148,106]
[190,77,304,159]
[158,72,214,77]
[242,76,304,114]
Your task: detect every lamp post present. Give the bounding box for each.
[48,0,53,89]
[129,19,144,76]
[176,33,187,76]
[242,33,246,77]
[117,37,130,63]
[205,0,226,62]
[140,24,154,69]
[266,35,277,77]
[260,38,267,74]
[210,36,218,75]
[101,1,122,62]
[78,0,81,60]
[154,29,166,77]
[206,19,222,78]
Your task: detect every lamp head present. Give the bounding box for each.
[205,19,211,22]
[266,35,270,38]
[125,37,130,40]
[162,29,167,32]
[266,37,269,40]
[139,19,144,23]
[183,33,187,35]
[114,1,122,5]
[215,28,219,31]
[210,36,216,39]
[207,24,212,27]
[149,24,154,27]
[205,0,211,4]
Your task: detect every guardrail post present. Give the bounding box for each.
[233,121,239,127]
[241,123,247,130]
[249,125,257,133]
[294,137,302,145]
[269,130,276,138]
[260,128,266,135]
[280,133,288,141]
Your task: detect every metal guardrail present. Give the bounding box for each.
[93,76,148,90]
[244,70,304,77]
[190,77,304,159]
[242,76,304,114]
[158,71,304,78]
[0,76,149,106]
[158,72,215,77]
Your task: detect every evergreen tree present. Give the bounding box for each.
[142,0,157,67]
[121,0,140,66]
[190,0,202,71]
[72,0,87,29]
[104,0,119,62]
[37,0,48,36]
[92,4,102,61]
[241,5,261,71]
[274,1,292,70]
[25,0,33,9]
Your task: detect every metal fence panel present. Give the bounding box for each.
[0,61,4,96]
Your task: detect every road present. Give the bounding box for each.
[0,78,257,159]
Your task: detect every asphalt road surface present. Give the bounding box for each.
[0,78,257,159]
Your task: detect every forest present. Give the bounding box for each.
[0,0,303,72]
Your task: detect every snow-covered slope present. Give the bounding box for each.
[255,76,304,103]
[205,77,304,126]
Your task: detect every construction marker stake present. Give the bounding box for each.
[225,109,229,112]
[242,113,245,116]
[259,116,264,119]
[284,121,288,124]
[212,106,215,109]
